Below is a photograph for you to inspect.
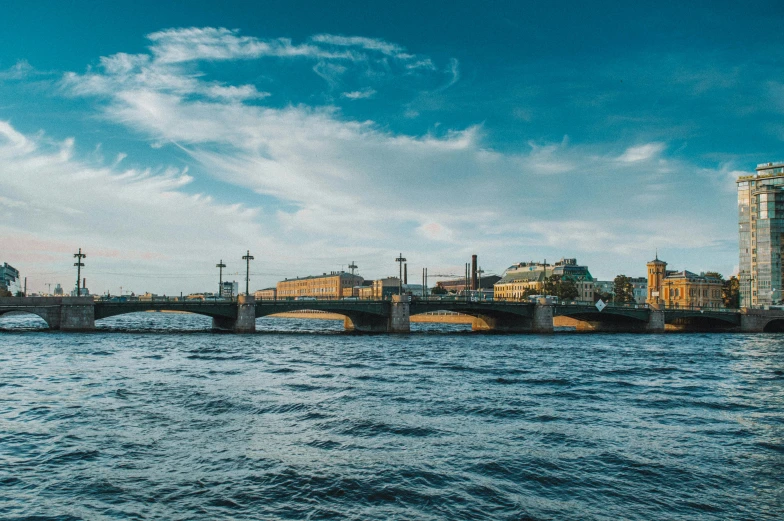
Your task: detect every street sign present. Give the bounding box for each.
[595,299,606,312]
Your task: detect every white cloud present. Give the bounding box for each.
[30,28,740,290]
[617,142,665,162]
[0,120,275,293]
[341,88,376,100]
[0,60,34,80]
[310,34,404,56]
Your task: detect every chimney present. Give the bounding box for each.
[471,255,478,290]
[404,263,408,284]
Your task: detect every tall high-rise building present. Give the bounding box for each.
[737,162,784,307]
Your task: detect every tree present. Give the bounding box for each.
[430,284,448,295]
[723,276,740,308]
[702,272,740,308]
[521,287,539,299]
[0,285,10,297]
[543,275,579,301]
[594,290,613,303]
[613,275,635,303]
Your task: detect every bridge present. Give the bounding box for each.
[2,296,784,333]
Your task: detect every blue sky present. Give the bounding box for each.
[1,1,783,294]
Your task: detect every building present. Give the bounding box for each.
[0,263,21,296]
[494,258,594,301]
[277,272,364,299]
[54,283,63,296]
[370,277,400,299]
[221,281,239,298]
[630,277,648,304]
[254,287,277,300]
[436,275,501,294]
[646,256,723,308]
[737,162,784,306]
[494,270,547,300]
[594,277,648,304]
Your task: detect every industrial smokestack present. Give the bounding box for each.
[471,255,478,290]
[404,263,408,284]
[82,278,86,294]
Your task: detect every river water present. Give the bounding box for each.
[1,313,782,520]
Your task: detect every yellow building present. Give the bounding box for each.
[493,271,546,300]
[277,272,364,299]
[646,256,723,308]
[254,287,277,300]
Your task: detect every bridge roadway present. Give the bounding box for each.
[2,296,784,333]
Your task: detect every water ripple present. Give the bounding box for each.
[1,313,782,520]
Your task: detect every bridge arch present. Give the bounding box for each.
[763,319,784,332]
[554,310,649,332]
[665,312,739,332]
[257,306,391,332]
[408,305,536,332]
[0,309,52,328]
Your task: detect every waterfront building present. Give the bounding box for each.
[737,162,784,306]
[494,258,594,301]
[0,263,21,295]
[494,270,547,300]
[221,281,239,298]
[646,256,723,308]
[630,277,648,304]
[436,275,500,294]
[370,277,400,299]
[54,283,63,296]
[254,287,277,300]
[277,272,364,299]
[595,278,647,304]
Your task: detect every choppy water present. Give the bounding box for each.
[1,313,783,520]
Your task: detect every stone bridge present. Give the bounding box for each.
[3,296,784,333]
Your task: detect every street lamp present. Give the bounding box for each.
[216,260,226,298]
[395,253,406,297]
[73,248,86,296]
[242,251,254,296]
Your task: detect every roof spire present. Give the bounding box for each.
[655,248,658,261]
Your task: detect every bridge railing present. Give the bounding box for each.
[659,304,738,313]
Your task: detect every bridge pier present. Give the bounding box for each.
[212,295,256,333]
[741,309,775,332]
[645,310,665,333]
[59,298,96,331]
[344,296,410,333]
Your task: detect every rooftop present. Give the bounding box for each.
[282,271,364,282]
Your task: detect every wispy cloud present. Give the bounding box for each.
[341,88,376,100]
[16,27,741,288]
[617,143,665,163]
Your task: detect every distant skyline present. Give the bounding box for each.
[1,1,783,294]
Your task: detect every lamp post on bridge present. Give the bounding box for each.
[216,260,226,298]
[73,248,86,296]
[395,253,406,297]
[242,251,254,296]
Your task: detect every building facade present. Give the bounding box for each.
[0,263,21,296]
[738,162,784,307]
[436,275,500,294]
[221,281,239,298]
[629,277,648,304]
[494,258,594,301]
[277,272,364,299]
[254,287,277,300]
[646,256,723,308]
[595,277,648,304]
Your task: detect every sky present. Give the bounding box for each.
[1,1,783,295]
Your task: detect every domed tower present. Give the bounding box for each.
[646,253,667,307]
